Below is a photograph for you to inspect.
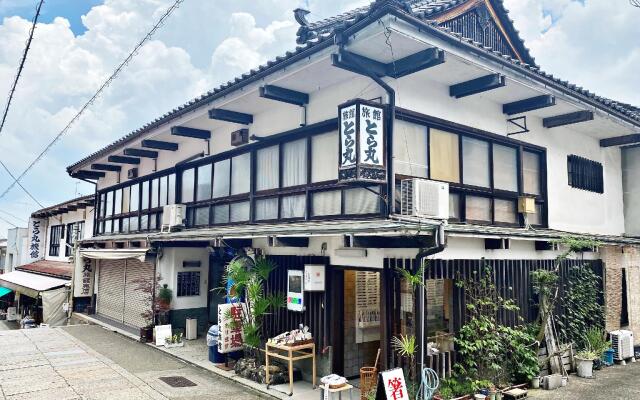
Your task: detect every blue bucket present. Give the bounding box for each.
[603,348,614,366]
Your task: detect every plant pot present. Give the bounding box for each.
[561,376,568,387]
[530,376,540,389]
[140,326,154,343]
[474,394,486,400]
[576,357,594,378]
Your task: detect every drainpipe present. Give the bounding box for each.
[416,223,447,373]
[336,47,396,215]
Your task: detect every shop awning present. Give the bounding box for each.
[0,270,70,298]
[79,248,149,262]
[0,287,12,297]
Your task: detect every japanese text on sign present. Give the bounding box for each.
[340,104,357,167]
[81,258,93,296]
[358,104,384,166]
[218,303,244,353]
[29,218,44,261]
[381,368,409,400]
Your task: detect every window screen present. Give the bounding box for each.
[312,132,339,182]
[462,137,490,187]
[567,155,604,193]
[181,168,195,203]
[151,178,159,208]
[177,271,200,297]
[213,160,230,198]
[230,201,250,222]
[312,190,342,216]
[105,191,113,217]
[493,144,518,192]
[429,129,460,183]
[494,199,517,224]
[281,195,306,219]
[255,198,278,220]
[257,145,279,191]
[114,189,122,214]
[465,196,491,222]
[141,180,149,210]
[196,164,212,201]
[159,176,168,207]
[345,187,379,214]
[213,204,230,224]
[168,174,176,205]
[283,139,307,187]
[394,121,428,178]
[231,154,250,195]
[523,151,541,195]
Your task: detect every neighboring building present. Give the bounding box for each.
[66,0,640,377]
[0,238,6,273]
[4,227,28,273]
[0,195,94,325]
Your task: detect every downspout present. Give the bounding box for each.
[417,223,447,373]
[336,47,396,215]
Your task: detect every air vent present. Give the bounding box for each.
[231,128,249,146]
[128,168,138,179]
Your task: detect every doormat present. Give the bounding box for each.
[159,376,197,388]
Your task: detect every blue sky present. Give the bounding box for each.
[0,0,638,238]
[0,0,103,35]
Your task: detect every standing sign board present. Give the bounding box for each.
[338,99,386,183]
[218,303,244,353]
[376,368,410,400]
[74,256,95,297]
[27,217,47,263]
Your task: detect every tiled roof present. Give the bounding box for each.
[67,1,640,172]
[31,194,94,218]
[16,260,73,279]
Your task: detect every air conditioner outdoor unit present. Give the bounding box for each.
[400,178,449,219]
[611,330,634,360]
[161,204,186,233]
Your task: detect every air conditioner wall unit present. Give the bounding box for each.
[611,330,634,360]
[161,204,186,232]
[400,179,449,219]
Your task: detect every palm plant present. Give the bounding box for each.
[222,256,285,361]
[391,334,419,399]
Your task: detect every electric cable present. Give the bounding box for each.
[0,0,184,203]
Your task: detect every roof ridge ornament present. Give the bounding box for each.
[293,8,310,26]
[372,0,413,13]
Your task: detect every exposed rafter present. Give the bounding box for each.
[503,94,555,115]
[142,139,179,151]
[208,108,253,125]
[332,47,445,79]
[170,126,211,140]
[600,134,640,148]
[543,110,594,128]
[91,163,121,172]
[124,148,159,159]
[73,170,105,180]
[450,73,506,98]
[259,85,309,106]
[108,155,140,165]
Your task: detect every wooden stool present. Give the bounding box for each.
[319,384,354,400]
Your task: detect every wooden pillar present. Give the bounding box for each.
[380,260,394,370]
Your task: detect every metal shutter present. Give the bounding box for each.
[97,259,125,323]
[123,259,154,328]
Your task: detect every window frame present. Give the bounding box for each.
[567,154,604,194]
[49,225,63,257]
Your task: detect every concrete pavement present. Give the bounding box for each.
[0,326,263,400]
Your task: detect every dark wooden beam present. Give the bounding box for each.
[170,126,211,140]
[352,235,432,249]
[259,85,309,106]
[107,155,140,165]
[208,109,253,125]
[73,170,105,180]
[91,163,121,172]
[503,94,556,115]
[543,110,594,128]
[142,139,179,151]
[600,133,640,147]
[450,73,506,98]
[331,50,388,77]
[124,148,159,159]
[273,237,310,248]
[390,47,445,78]
[67,205,78,211]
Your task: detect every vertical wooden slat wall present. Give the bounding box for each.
[262,255,329,353]
[385,257,605,338]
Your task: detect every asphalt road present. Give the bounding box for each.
[0,325,263,400]
[529,361,640,399]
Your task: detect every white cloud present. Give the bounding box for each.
[0,0,639,237]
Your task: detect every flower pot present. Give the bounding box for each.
[561,376,568,387]
[140,326,154,343]
[474,394,486,400]
[576,357,594,378]
[530,376,540,389]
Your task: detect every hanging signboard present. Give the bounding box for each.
[338,99,386,183]
[376,368,410,400]
[73,256,95,297]
[27,217,47,263]
[218,303,244,353]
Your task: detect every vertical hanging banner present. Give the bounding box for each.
[27,217,47,262]
[338,99,386,183]
[74,256,95,297]
[218,303,244,353]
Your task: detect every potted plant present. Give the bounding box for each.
[164,332,184,348]
[575,349,597,378]
[132,273,164,342]
[157,284,172,325]
[584,327,610,370]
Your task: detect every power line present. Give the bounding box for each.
[0,0,44,137]
[0,159,44,207]
[0,215,18,228]
[0,208,28,223]
[0,0,184,203]
[0,0,46,207]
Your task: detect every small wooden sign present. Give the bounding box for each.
[154,324,172,346]
[376,368,410,400]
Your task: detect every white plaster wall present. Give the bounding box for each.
[157,247,209,311]
[5,227,28,271]
[622,147,640,236]
[44,208,95,263]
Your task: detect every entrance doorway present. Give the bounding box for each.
[341,269,382,379]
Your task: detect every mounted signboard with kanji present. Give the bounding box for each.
[218,303,244,353]
[376,368,410,400]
